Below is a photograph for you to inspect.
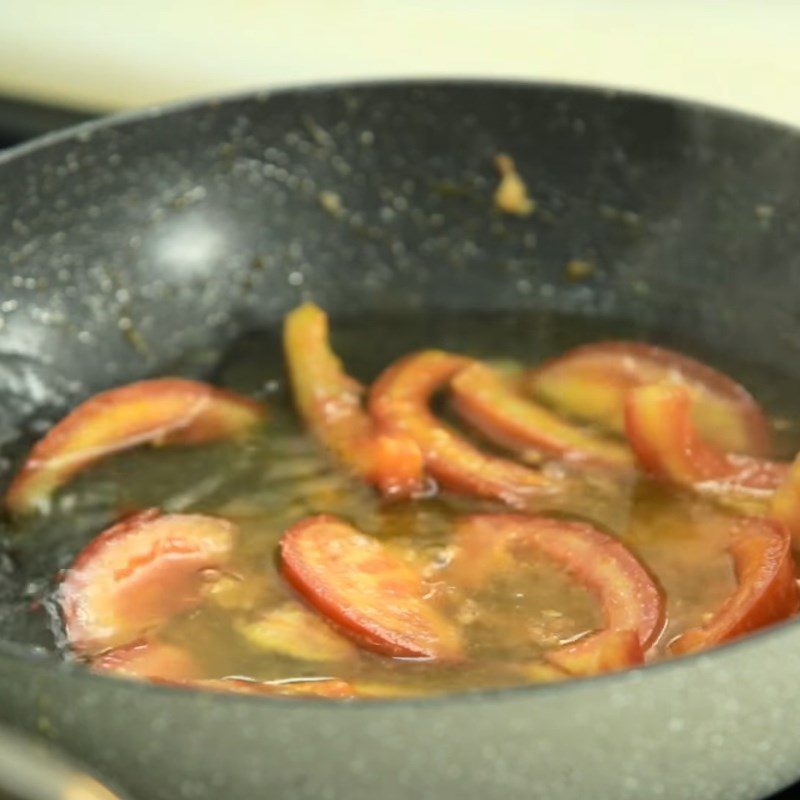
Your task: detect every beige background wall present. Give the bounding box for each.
[1,0,799,125]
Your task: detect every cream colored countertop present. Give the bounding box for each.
[2,0,800,126]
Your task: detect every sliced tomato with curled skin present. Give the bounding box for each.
[452,515,665,652]
[163,386,266,445]
[5,378,265,516]
[670,517,799,655]
[770,454,800,550]
[546,629,643,676]
[624,385,787,496]
[369,350,560,508]
[525,341,771,457]
[60,509,234,654]
[284,303,426,499]
[280,514,463,660]
[451,361,632,469]
[92,639,200,682]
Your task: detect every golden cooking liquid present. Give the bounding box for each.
[9,310,798,697]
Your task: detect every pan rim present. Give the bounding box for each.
[2,76,800,170]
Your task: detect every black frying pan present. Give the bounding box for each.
[1,81,800,800]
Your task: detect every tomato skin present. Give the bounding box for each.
[369,350,559,507]
[280,514,463,660]
[5,378,264,515]
[283,303,425,499]
[525,341,770,457]
[60,509,234,654]
[452,515,664,652]
[450,361,632,469]
[624,385,787,496]
[670,518,799,655]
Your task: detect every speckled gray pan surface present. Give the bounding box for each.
[1,81,800,800]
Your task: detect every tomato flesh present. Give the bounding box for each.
[546,629,644,676]
[451,361,632,469]
[624,385,787,496]
[770,454,800,550]
[453,514,664,648]
[280,514,463,660]
[5,378,264,515]
[449,514,664,675]
[92,639,199,681]
[369,350,560,507]
[670,517,799,654]
[284,303,425,499]
[60,509,234,654]
[526,341,770,457]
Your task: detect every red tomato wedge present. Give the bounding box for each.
[546,629,644,676]
[280,514,463,660]
[450,361,632,469]
[452,515,665,653]
[525,341,770,457]
[624,385,787,496]
[670,518,799,654]
[770,454,800,550]
[284,303,425,499]
[60,509,234,654]
[93,639,200,682]
[369,350,559,508]
[5,378,265,515]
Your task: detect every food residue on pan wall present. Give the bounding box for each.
[565,259,595,282]
[755,204,774,229]
[493,154,535,217]
[318,190,344,217]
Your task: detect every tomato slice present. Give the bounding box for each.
[92,639,200,682]
[451,361,632,469]
[624,385,787,496]
[670,517,799,654]
[546,629,644,676]
[525,341,770,457]
[60,509,234,654]
[235,601,357,662]
[770,454,800,550]
[284,303,425,499]
[369,350,560,507]
[280,514,463,660]
[5,378,265,515]
[452,515,664,653]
